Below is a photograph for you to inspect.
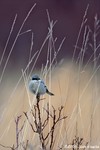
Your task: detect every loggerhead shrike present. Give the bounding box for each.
[29,74,54,99]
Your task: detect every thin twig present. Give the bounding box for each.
[24,112,36,132]
[0,144,15,150]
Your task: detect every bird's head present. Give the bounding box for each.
[32,74,40,80]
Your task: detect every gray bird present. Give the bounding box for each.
[29,74,54,99]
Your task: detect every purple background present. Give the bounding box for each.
[0,0,100,68]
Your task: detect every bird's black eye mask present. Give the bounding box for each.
[32,77,40,80]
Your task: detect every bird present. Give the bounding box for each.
[29,74,54,99]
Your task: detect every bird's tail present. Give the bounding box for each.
[46,89,54,96]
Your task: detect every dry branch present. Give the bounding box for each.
[24,97,67,150]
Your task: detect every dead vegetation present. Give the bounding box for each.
[0,96,68,150]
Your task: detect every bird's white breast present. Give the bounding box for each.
[29,80,46,95]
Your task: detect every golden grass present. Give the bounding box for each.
[0,62,100,149]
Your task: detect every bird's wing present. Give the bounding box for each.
[41,80,46,86]
[41,80,48,89]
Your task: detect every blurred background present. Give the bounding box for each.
[0,0,100,68]
[0,1,100,149]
